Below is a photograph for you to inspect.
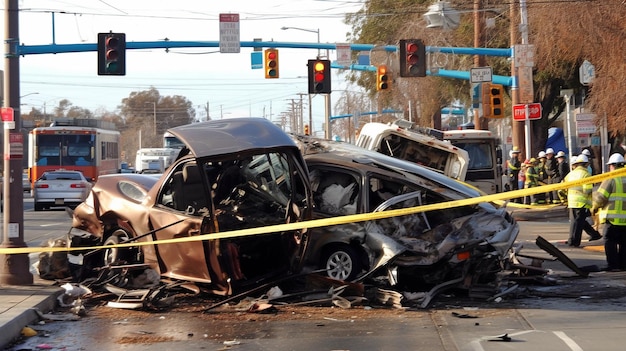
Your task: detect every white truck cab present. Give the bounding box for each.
[357,120,503,194]
[356,122,469,181]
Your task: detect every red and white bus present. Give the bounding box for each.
[28,119,121,187]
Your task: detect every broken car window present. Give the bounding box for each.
[309,168,359,215]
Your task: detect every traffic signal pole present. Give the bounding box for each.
[1,0,33,285]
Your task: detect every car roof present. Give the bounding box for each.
[295,136,482,199]
[43,170,83,174]
[167,118,297,158]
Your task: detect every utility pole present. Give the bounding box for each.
[510,0,528,160]
[473,0,488,130]
[1,0,33,285]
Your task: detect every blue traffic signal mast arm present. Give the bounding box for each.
[18,40,513,86]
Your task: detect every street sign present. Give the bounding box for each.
[1,107,14,122]
[513,103,542,121]
[514,44,535,68]
[219,13,240,53]
[336,43,351,66]
[579,60,595,86]
[575,113,596,134]
[518,66,534,103]
[9,132,23,159]
[470,67,492,83]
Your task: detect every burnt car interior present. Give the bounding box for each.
[155,152,307,287]
[380,133,451,172]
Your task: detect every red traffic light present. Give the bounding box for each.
[308,59,331,94]
[97,33,126,76]
[399,39,426,77]
[264,49,279,79]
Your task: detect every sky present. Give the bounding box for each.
[1,0,365,133]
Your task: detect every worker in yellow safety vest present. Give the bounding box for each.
[564,154,602,247]
[524,158,539,205]
[592,153,626,271]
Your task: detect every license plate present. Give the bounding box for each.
[55,198,65,205]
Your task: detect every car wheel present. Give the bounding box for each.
[102,230,136,287]
[321,244,362,281]
[34,202,44,211]
[103,229,133,266]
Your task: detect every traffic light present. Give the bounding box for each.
[489,84,504,118]
[97,32,126,76]
[304,124,310,135]
[482,83,504,118]
[399,39,426,77]
[308,59,331,94]
[264,49,279,78]
[376,65,390,91]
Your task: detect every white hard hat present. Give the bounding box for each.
[538,151,546,158]
[556,151,566,158]
[607,153,625,165]
[545,148,554,155]
[582,149,591,156]
[572,154,589,164]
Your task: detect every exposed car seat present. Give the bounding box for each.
[181,163,208,213]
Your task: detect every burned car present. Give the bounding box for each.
[68,118,312,295]
[294,136,518,294]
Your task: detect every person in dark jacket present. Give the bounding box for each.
[544,148,559,203]
[555,151,569,203]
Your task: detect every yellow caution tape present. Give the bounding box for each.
[3,167,625,255]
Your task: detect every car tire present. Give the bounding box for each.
[102,230,136,287]
[103,230,133,266]
[34,202,44,211]
[321,244,362,281]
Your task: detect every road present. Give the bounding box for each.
[4,199,626,351]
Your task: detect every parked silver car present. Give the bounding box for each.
[23,172,31,192]
[33,170,92,211]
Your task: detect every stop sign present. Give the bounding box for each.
[1,107,14,122]
[513,103,542,121]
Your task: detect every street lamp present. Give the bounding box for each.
[281,26,321,58]
[20,92,39,99]
[282,27,322,136]
[145,102,157,135]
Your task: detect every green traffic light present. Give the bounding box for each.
[106,62,119,73]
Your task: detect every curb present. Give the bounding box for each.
[0,286,64,349]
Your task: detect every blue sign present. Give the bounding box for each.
[251,51,262,69]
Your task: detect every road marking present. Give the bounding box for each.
[553,331,583,351]
[40,222,66,227]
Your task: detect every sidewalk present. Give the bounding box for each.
[0,277,63,348]
[508,203,568,221]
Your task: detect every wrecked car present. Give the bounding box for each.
[294,136,519,294]
[68,118,313,295]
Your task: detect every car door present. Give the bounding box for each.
[146,160,217,286]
